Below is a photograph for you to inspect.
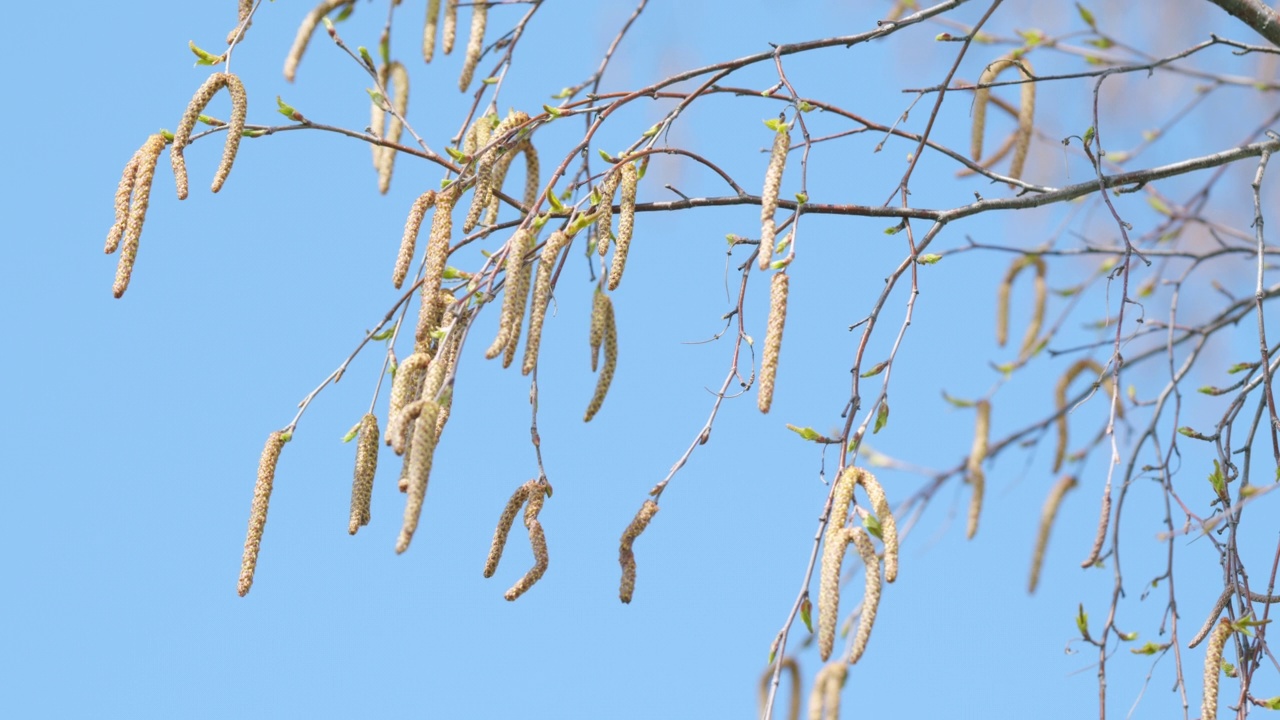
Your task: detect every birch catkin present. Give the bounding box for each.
[504,482,550,601]
[394,190,437,288]
[522,230,571,375]
[396,401,440,554]
[995,255,1046,357]
[227,0,253,44]
[238,430,287,596]
[757,658,801,720]
[619,500,659,603]
[171,72,247,200]
[111,134,166,298]
[595,170,620,257]
[759,126,790,270]
[758,272,789,414]
[377,62,410,195]
[807,662,848,720]
[818,468,857,661]
[485,229,534,360]
[1052,358,1114,473]
[484,139,538,227]
[284,0,351,82]
[106,143,143,255]
[1027,475,1076,594]
[607,162,638,290]
[584,293,618,422]
[462,117,494,233]
[1201,618,1231,720]
[422,184,459,298]
[443,0,459,55]
[972,55,1036,182]
[458,1,487,92]
[854,469,898,583]
[347,413,380,535]
[966,400,990,540]
[422,0,441,62]
[483,482,530,578]
[847,527,881,665]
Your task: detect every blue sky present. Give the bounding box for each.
[4,1,1278,718]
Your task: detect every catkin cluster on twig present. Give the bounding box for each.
[107,133,167,298]
[238,430,287,596]
[965,400,990,540]
[758,272,790,413]
[483,479,551,600]
[759,125,790,270]
[584,290,618,422]
[371,62,409,194]
[522,230,571,375]
[458,1,488,92]
[607,162,638,290]
[284,0,353,82]
[619,500,659,603]
[595,169,620,257]
[171,72,248,201]
[484,229,535,365]
[971,54,1036,182]
[394,190,437,289]
[807,661,848,720]
[818,467,892,664]
[1201,618,1231,720]
[1027,475,1076,594]
[756,658,801,720]
[347,413,380,535]
[995,255,1046,359]
[461,115,495,232]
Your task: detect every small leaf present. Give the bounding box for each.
[797,100,815,113]
[1129,641,1168,656]
[358,46,375,70]
[366,89,386,108]
[800,597,813,633]
[1083,126,1096,146]
[1117,631,1138,641]
[1075,2,1097,29]
[482,76,498,85]
[188,40,225,66]
[794,191,808,204]
[786,424,821,442]
[941,391,975,408]
[861,361,889,378]
[873,401,890,434]
[445,146,468,162]
[1227,362,1253,374]
[1260,696,1280,710]
[1147,196,1172,216]
[370,328,395,341]
[642,123,661,138]
[550,87,574,100]
[277,96,304,122]
[542,104,563,118]
[598,149,615,163]
[916,253,942,265]
[1209,460,1226,497]
[546,189,564,213]
[1223,660,1238,678]
[441,266,472,280]
[863,512,883,540]
[341,421,362,443]
[763,118,783,132]
[1076,604,1090,640]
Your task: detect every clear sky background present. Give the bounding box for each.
[4,1,1278,718]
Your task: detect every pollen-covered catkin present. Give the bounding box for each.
[758,272,789,413]
[818,468,857,661]
[227,0,253,44]
[995,255,1046,357]
[106,146,143,254]
[1027,475,1077,594]
[112,134,166,299]
[589,287,607,372]
[1052,358,1111,473]
[171,72,247,199]
[442,0,459,54]
[347,413,380,535]
[483,139,538,227]
[619,500,659,603]
[523,230,571,375]
[485,229,534,360]
[757,658,801,720]
[596,170,620,257]
[458,1,487,92]
[394,190,437,288]
[284,0,350,82]
[462,117,494,233]
[422,0,441,62]
[854,469,898,583]
[503,483,550,601]
[238,430,287,597]
[395,401,440,554]
[211,73,247,194]
[1202,618,1231,720]
[377,62,410,195]
[972,55,1036,182]
[584,293,617,422]
[966,400,990,540]
[807,661,848,720]
[388,352,430,445]
[483,482,530,578]
[422,184,459,297]
[759,126,790,270]
[847,527,882,665]
[607,162,639,291]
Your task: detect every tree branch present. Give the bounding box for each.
[1204,0,1280,47]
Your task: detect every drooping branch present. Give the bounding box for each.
[1203,0,1280,47]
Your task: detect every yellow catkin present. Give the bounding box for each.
[589,287,607,371]
[415,288,456,353]
[422,184,459,298]
[1052,358,1117,473]
[443,0,458,55]
[485,229,534,360]
[608,162,638,291]
[596,170,620,257]
[395,400,440,554]
[584,293,617,422]
[347,413,380,535]
[112,134,166,299]
[462,117,495,233]
[376,62,409,195]
[1202,618,1231,720]
[759,127,790,270]
[171,72,247,200]
[818,468,857,661]
[972,55,1036,181]
[853,468,898,584]
[394,190,437,289]
[387,352,431,446]
[807,662,848,720]
[227,0,253,44]
[501,228,537,369]
[284,0,351,82]
[995,255,1046,357]
[238,430,287,597]
[370,63,390,170]
[1027,475,1077,594]
[458,1,487,91]
[106,145,143,255]
[483,482,529,578]
[619,500,659,603]
[757,657,802,720]
[523,231,571,375]
[847,527,881,665]
[504,483,550,601]
[966,400,990,540]
[388,398,428,457]
[422,0,441,62]
[483,139,538,227]
[758,272,789,413]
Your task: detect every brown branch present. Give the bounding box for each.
[1203,0,1280,47]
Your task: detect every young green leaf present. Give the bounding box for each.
[873,401,890,434]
